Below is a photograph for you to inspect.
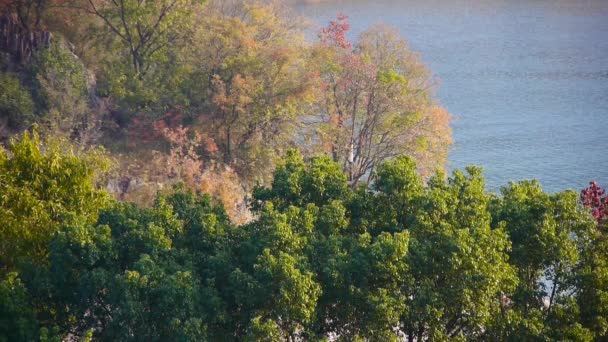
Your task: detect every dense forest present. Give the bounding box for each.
[0,0,607,341]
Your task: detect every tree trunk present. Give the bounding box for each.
[225,124,232,164]
[417,322,424,341]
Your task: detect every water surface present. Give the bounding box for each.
[294,0,608,192]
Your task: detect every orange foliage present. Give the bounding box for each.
[128,107,184,144]
[112,120,248,223]
[410,105,453,178]
[199,164,251,224]
[312,20,452,185]
[318,13,351,49]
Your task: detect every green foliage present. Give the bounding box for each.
[85,0,201,118]
[245,316,284,341]
[252,249,321,335]
[0,72,35,131]
[483,181,598,340]
[0,139,606,340]
[252,153,516,340]
[30,40,88,102]
[252,150,349,211]
[27,40,95,140]
[0,130,111,269]
[96,53,188,118]
[576,220,608,339]
[44,200,207,340]
[0,273,39,342]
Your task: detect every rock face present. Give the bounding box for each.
[0,14,52,64]
[106,176,142,201]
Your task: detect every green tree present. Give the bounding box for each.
[0,273,39,342]
[37,187,236,340]
[29,40,96,142]
[250,249,321,339]
[45,200,203,340]
[397,165,516,340]
[70,0,202,118]
[251,151,518,340]
[485,181,596,340]
[77,0,198,76]
[577,230,608,340]
[252,150,349,211]
[2,146,607,340]
[0,130,110,270]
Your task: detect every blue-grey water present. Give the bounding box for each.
[294,0,608,193]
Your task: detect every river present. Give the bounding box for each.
[293,0,608,192]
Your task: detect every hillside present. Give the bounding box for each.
[0,0,607,341]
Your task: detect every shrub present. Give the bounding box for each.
[29,39,94,140]
[0,72,35,133]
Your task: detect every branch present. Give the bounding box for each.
[85,0,129,43]
[547,268,561,315]
[118,0,134,50]
[141,0,178,45]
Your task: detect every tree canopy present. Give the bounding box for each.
[0,130,110,270]
[1,146,606,341]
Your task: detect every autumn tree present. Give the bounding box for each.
[312,16,452,186]
[581,181,608,224]
[576,181,608,339]
[189,0,315,182]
